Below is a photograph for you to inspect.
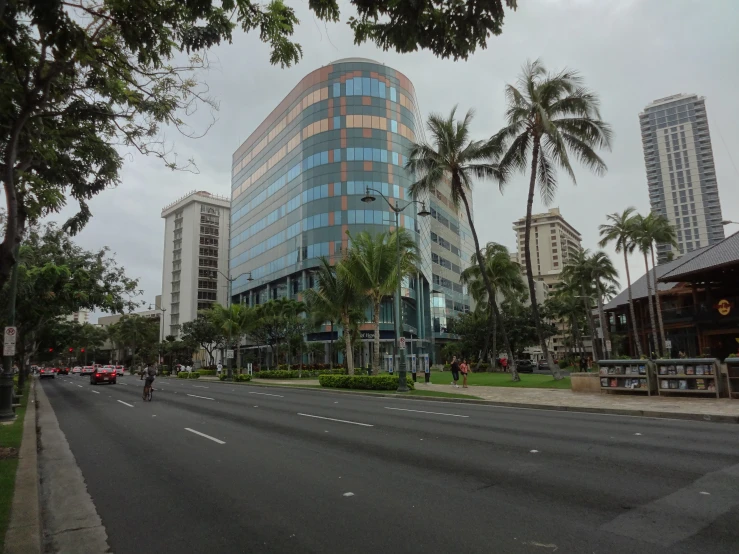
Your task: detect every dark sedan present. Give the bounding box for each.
[537,360,550,372]
[515,360,534,373]
[90,366,117,385]
[57,367,70,375]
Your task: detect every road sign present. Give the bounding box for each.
[605,340,612,352]
[399,337,406,349]
[665,340,672,350]
[226,349,234,359]
[247,363,253,375]
[3,327,16,356]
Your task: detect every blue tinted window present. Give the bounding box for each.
[333,83,340,97]
[321,151,328,165]
[365,210,374,224]
[355,148,363,161]
[322,243,329,257]
[353,77,362,95]
[390,87,397,102]
[356,210,364,224]
[382,182,389,196]
[348,210,355,224]
[394,185,400,198]
[335,211,342,225]
[334,149,341,162]
[347,148,355,161]
[335,182,342,195]
[391,120,398,133]
[321,184,328,198]
[379,82,386,98]
[372,149,381,162]
[374,211,382,225]
[362,78,371,96]
[371,79,379,97]
[333,116,340,129]
[364,148,372,160]
[392,152,399,165]
[308,188,314,202]
[347,181,354,195]
[346,80,354,96]
[380,150,388,163]
[314,153,321,166]
[383,212,391,225]
[321,213,329,227]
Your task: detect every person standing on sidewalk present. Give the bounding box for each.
[450,356,460,388]
[460,359,470,388]
[501,357,508,373]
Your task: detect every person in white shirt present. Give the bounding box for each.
[216,362,223,375]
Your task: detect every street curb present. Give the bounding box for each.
[4,380,41,554]
[194,377,739,424]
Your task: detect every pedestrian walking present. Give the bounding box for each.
[501,357,508,373]
[460,359,470,388]
[450,356,460,388]
[217,362,223,375]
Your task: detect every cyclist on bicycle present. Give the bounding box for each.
[143,364,157,399]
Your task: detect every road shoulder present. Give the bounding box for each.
[3,380,40,554]
[35,382,110,553]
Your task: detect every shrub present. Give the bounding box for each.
[558,359,569,369]
[198,370,216,376]
[236,374,252,382]
[178,371,201,379]
[177,372,189,379]
[318,374,415,391]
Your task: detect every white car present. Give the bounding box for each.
[81,365,95,376]
[71,366,82,375]
[114,365,125,376]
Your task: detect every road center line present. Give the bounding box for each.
[384,407,469,418]
[120,383,128,386]
[187,394,215,400]
[249,392,284,398]
[91,390,100,394]
[192,385,209,389]
[77,385,83,388]
[184,428,225,444]
[117,400,134,408]
[297,413,373,427]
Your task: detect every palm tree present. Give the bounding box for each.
[340,229,419,374]
[405,107,505,374]
[494,59,613,377]
[642,213,677,355]
[588,251,619,359]
[599,208,643,357]
[562,250,601,360]
[204,303,250,376]
[460,242,525,380]
[548,282,586,357]
[304,257,367,375]
[633,213,661,356]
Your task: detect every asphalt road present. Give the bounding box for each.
[41,374,739,554]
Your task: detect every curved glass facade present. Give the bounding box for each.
[230,58,471,362]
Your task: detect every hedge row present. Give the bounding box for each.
[177,372,201,379]
[318,374,415,391]
[255,369,346,379]
[219,373,252,382]
[197,369,216,376]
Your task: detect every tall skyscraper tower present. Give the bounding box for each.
[639,94,725,262]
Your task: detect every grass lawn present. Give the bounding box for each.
[0,382,30,552]
[429,371,571,390]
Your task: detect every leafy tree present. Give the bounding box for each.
[0,223,140,382]
[73,323,108,365]
[340,229,419,374]
[493,60,613,378]
[202,303,252,376]
[304,257,366,375]
[498,299,556,359]
[545,287,587,356]
[0,0,518,288]
[406,107,503,372]
[599,208,643,357]
[108,315,159,369]
[180,316,225,366]
[460,242,524,380]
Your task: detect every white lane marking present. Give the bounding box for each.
[120,383,128,386]
[343,492,354,497]
[91,390,100,394]
[184,428,225,445]
[700,491,711,495]
[384,407,468,418]
[634,432,642,436]
[117,400,134,408]
[77,385,83,388]
[192,385,209,389]
[187,394,215,400]
[249,391,284,398]
[297,413,373,427]
[530,450,539,453]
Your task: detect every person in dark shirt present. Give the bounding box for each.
[450,356,460,388]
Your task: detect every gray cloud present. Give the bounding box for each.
[25,0,738,318]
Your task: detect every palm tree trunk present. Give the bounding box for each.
[650,245,668,355]
[596,292,611,358]
[491,299,519,381]
[624,251,643,357]
[476,307,494,371]
[490,306,498,372]
[329,321,334,370]
[643,251,660,357]
[372,301,381,375]
[458,186,512,377]
[523,138,561,379]
[580,285,601,360]
[342,315,354,376]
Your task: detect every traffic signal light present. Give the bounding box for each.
[69,347,74,353]
[80,348,85,353]
[48,348,53,353]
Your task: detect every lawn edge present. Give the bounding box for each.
[194,377,738,424]
[3,379,41,554]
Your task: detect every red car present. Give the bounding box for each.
[58,367,70,375]
[90,366,117,385]
[39,367,57,379]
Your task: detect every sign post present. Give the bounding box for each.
[247,363,253,376]
[3,327,17,357]
[226,349,234,360]
[399,337,406,350]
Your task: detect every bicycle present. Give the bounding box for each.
[143,382,153,401]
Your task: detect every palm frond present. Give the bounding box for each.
[559,131,608,177]
[554,116,613,151]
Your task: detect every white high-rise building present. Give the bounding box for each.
[639,94,725,263]
[161,191,230,337]
[65,309,90,324]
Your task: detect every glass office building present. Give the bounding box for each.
[229,58,472,364]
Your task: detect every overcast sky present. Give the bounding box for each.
[30,0,739,321]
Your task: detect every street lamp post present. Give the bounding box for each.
[149,304,167,367]
[361,187,430,392]
[721,220,738,226]
[217,270,253,379]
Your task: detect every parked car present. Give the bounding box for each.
[515,360,534,373]
[90,366,117,385]
[57,367,70,375]
[114,365,125,376]
[81,365,95,376]
[39,367,56,379]
[537,360,550,372]
[71,366,82,375]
